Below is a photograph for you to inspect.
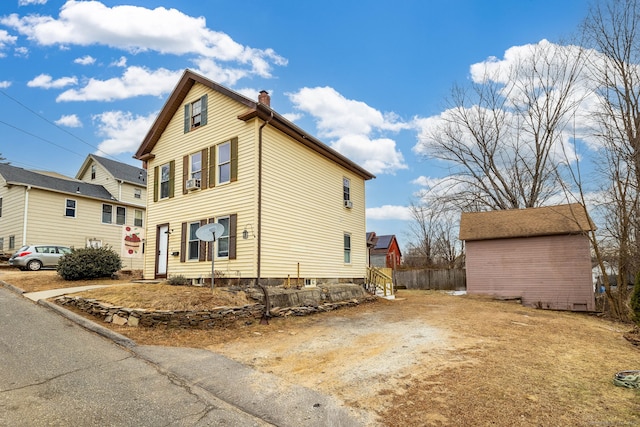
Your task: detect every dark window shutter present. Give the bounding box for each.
[182,155,189,194]
[169,160,175,198]
[229,213,237,260]
[184,104,190,133]
[208,145,216,188]
[207,217,215,261]
[180,222,187,263]
[230,137,238,182]
[199,219,207,261]
[200,95,208,126]
[153,166,159,202]
[200,148,208,189]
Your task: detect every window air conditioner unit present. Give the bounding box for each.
[344,200,353,209]
[186,179,201,190]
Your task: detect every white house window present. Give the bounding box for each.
[218,142,231,184]
[188,222,200,260]
[102,204,112,224]
[191,99,202,129]
[91,165,96,180]
[134,209,143,227]
[344,233,351,264]
[134,188,141,199]
[343,178,351,202]
[217,216,230,258]
[116,206,126,225]
[65,199,76,217]
[160,163,171,199]
[9,235,15,250]
[191,151,202,180]
[0,237,3,251]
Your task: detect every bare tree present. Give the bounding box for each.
[406,200,462,268]
[580,0,640,320]
[416,41,586,211]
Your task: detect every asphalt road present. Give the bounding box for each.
[0,285,371,426]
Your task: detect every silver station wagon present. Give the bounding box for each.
[9,245,72,271]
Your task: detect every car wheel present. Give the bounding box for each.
[26,260,43,271]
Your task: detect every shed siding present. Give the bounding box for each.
[465,234,594,311]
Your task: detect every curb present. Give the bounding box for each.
[38,299,137,349]
[1,280,136,349]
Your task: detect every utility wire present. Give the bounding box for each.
[0,89,120,161]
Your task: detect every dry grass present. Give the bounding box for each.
[2,269,639,426]
[73,284,252,311]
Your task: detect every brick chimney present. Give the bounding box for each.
[258,90,270,107]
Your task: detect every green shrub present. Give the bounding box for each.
[631,273,640,326]
[167,275,190,286]
[57,246,122,280]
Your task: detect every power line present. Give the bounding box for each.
[0,90,120,161]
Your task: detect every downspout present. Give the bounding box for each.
[256,111,273,324]
[22,186,31,246]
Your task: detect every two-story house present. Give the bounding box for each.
[0,155,146,270]
[134,69,375,285]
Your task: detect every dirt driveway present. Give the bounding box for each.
[2,269,639,426]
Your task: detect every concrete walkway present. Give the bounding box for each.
[23,283,139,301]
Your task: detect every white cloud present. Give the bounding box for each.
[0,29,17,57]
[14,46,28,57]
[55,114,81,127]
[74,54,95,65]
[19,0,48,5]
[3,0,286,78]
[27,73,77,89]
[57,66,181,101]
[288,86,408,174]
[366,205,412,221]
[93,110,157,156]
[0,81,12,88]
[110,56,126,67]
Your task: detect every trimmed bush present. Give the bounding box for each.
[57,246,122,280]
[631,273,640,326]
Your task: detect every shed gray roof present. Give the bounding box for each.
[0,163,115,201]
[459,203,595,241]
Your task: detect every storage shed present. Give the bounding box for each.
[459,204,596,312]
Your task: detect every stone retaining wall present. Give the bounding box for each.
[56,294,377,329]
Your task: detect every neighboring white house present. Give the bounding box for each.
[0,155,147,270]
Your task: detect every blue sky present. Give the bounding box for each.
[0,0,591,249]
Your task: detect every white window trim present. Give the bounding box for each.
[188,221,200,261]
[65,198,76,218]
[217,141,231,185]
[344,233,352,264]
[216,215,230,258]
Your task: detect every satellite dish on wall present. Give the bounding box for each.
[196,223,225,242]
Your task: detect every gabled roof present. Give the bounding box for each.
[459,203,595,241]
[135,69,375,181]
[0,163,115,201]
[373,235,395,250]
[76,154,146,186]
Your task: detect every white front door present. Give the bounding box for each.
[156,224,169,277]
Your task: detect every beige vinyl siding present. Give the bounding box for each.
[259,126,367,280]
[142,84,258,279]
[21,189,143,269]
[0,181,26,251]
[77,161,146,206]
[465,234,595,311]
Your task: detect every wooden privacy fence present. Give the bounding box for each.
[394,268,466,291]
